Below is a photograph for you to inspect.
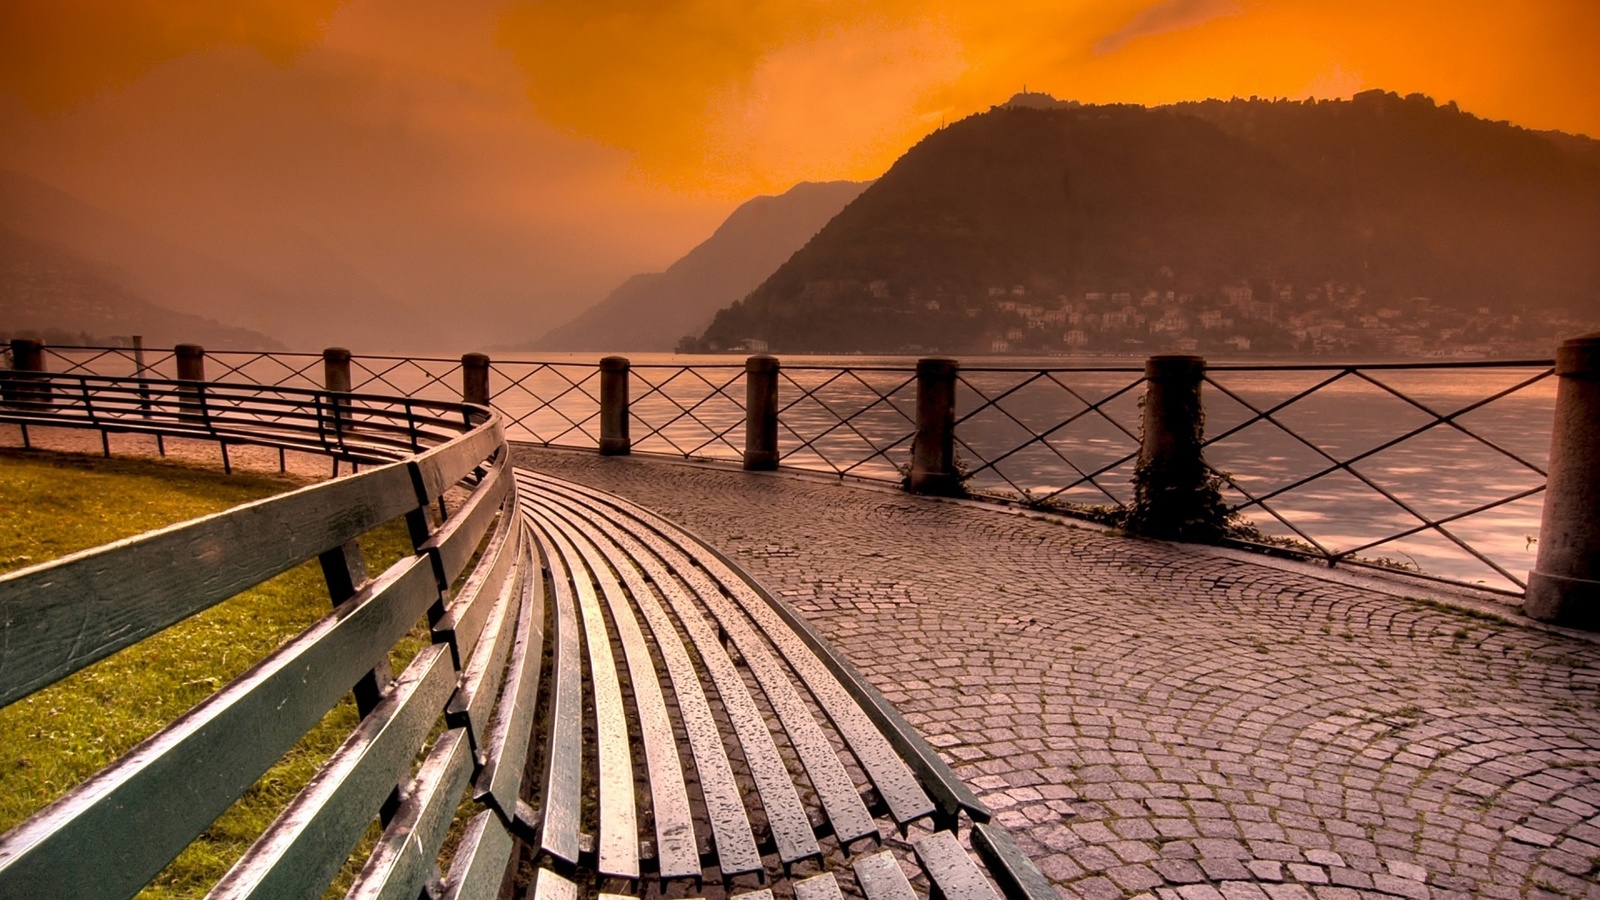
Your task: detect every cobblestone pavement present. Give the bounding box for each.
[514,446,1600,900]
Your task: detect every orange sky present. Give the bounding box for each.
[1,0,1595,349]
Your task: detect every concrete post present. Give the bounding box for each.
[744,354,780,471]
[1127,355,1223,539]
[461,353,491,407]
[599,356,631,456]
[175,343,206,382]
[910,357,960,495]
[323,347,353,393]
[4,339,48,409]
[1526,332,1600,629]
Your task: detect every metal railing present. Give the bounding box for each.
[12,343,1563,594]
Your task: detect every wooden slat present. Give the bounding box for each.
[0,461,420,707]
[439,811,514,900]
[794,872,845,900]
[537,519,639,880]
[445,558,520,748]
[527,516,584,867]
[522,481,818,866]
[529,867,579,900]
[733,890,775,900]
[347,728,476,900]
[970,823,1057,900]
[530,473,974,826]
[853,850,919,900]
[914,831,1002,900]
[529,500,699,881]
[526,479,876,847]
[421,460,511,590]
[432,508,519,665]
[475,534,545,819]
[409,420,505,503]
[0,556,439,900]
[517,481,760,877]
[209,644,458,899]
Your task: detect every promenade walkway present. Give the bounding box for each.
[514,446,1600,900]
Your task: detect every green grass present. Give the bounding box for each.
[0,448,426,898]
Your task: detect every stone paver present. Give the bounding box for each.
[515,446,1600,899]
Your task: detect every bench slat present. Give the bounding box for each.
[211,643,458,899]
[540,522,640,880]
[794,872,846,900]
[534,504,700,881]
[440,810,514,900]
[0,556,438,900]
[970,823,1057,900]
[521,485,819,865]
[421,459,510,590]
[531,867,579,900]
[914,831,1002,900]
[475,534,546,820]
[445,557,521,749]
[410,419,505,503]
[528,517,585,867]
[518,481,761,878]
[347,728,476,900]
[525,479,877,846]
[433,505,519,665]
[853,850,919,900]
[0,461,418,707]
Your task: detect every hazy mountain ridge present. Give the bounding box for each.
[1,228,283,349]
[527,180,869,351]
[700,92,1600,355]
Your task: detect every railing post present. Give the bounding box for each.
[744,354,779,471]
[4,338,49,410]
[910,357,960,495]
[1126,354,1228,540]
[324,347,352,449]
[1526,332,1600,628]
[461,352,491,406]
[175,343,206,382]
[599,356,631,456]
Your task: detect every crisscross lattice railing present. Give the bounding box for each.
[11,344,1562,591]
[953,366,1146,507]
[1202,361,1556,591]
[775,365,918,481]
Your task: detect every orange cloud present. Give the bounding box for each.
[0,0,346,114]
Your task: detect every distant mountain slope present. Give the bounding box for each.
[1,229,282,349]
[530,180,869,351]
[701,92,1600,354]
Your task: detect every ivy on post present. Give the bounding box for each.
[1123,354,1232,541]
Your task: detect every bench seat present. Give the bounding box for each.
[513,469,1053,900]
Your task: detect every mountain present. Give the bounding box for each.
[1,229,282,348]
[0,169,410,351]
[700,92,1600,355]
[529,180,870,351]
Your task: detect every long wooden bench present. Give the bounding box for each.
[513,469,1054,900]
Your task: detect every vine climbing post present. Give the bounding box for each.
[1124,354,1230,541]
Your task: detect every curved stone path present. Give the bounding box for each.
[515,446,1600,900]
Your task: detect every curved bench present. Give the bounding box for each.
[515,470,1053,900]
[0,371,1051,900]
[0,376,534,898]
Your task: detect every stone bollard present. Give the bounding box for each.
[324,347,353,393]
[1526,332,1600,628]
[175,343,206,382]
[1126,354,1229,541]
[4,338,49,409]
[599,356,631,456]
[324,347,352,442]
[461,353,491,407]
[744,354,779,471]
[909,357,961,495]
